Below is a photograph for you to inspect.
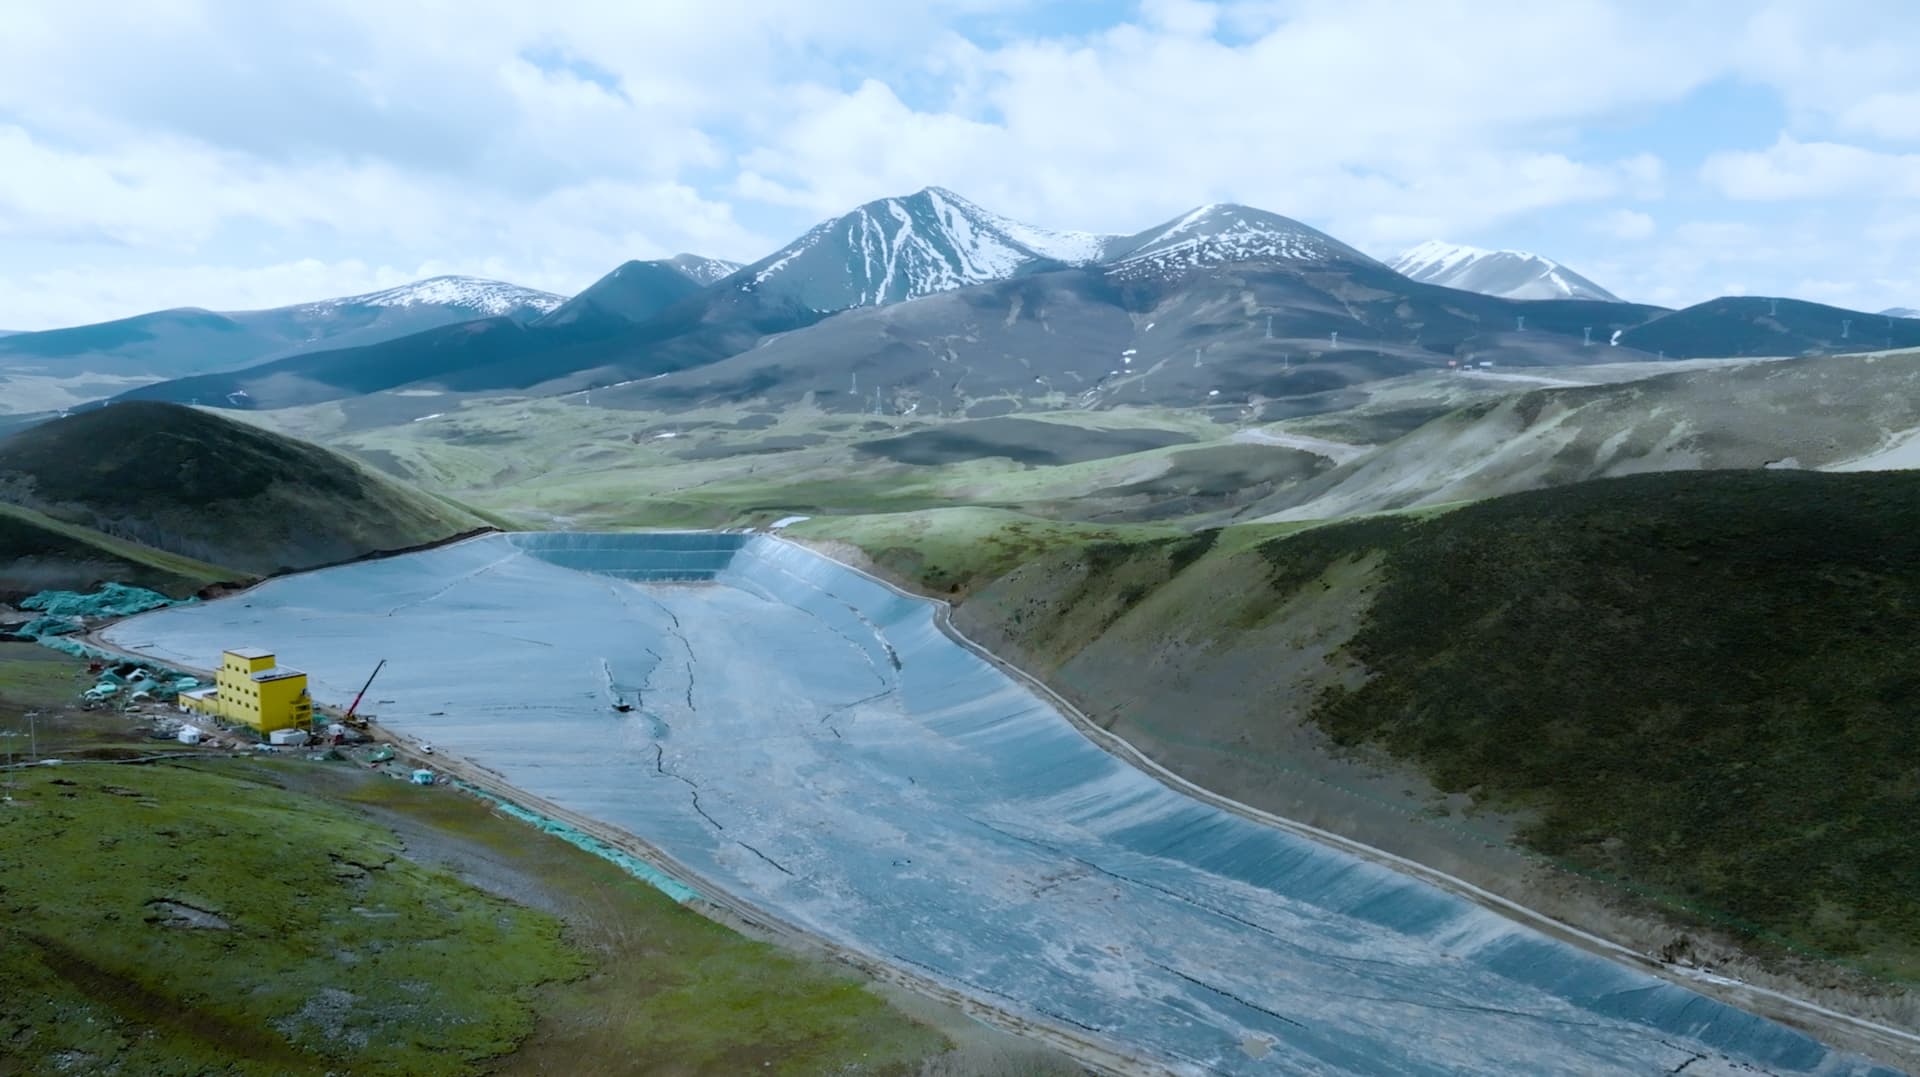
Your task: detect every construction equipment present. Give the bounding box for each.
[343,659,387,728]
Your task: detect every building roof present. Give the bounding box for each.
[182,687,219,700]
[251,667,305,683]
[225,646,274,660]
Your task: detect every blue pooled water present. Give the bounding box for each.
[104,532,1904,1076]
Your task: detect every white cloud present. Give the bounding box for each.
[1595,208,1657,241]
[0,259,425,330]
[1701,136,1920,200]
[1,1,1919,326]
[1839,92,1920,142]
[1139,0,1220,37]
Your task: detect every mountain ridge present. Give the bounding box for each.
[1391,240,1620,302]
[76,187,1919,423]
[0,274,569,400]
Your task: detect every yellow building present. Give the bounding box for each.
[182,647,313,734]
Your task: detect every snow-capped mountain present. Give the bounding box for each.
[738,186,1119,312]
[664,254,744,285]
[1881,307,1920,319]
[0,274,573,393]
[1104,204,1376,281]
[1390,241,1620,302]
[298,276,565,318]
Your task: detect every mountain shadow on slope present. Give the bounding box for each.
[0,502,238,603]
[0,402,483,573]
[956,468,1920,980]
[856,418,1195,466]
[533,259,708,332]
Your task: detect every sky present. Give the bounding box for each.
[2,0,1918,330]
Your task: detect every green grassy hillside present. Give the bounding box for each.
[946,469,1920,979]
[0,647,1021,1076]
[0,501,242,602]
[0,403,487,574]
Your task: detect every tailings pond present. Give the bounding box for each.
[105,532,1901,1076]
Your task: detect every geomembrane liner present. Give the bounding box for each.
[103,532,1904,1076]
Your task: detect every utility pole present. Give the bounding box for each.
[1583,326,1593,346]
[1841,319,1852,339]
[1769,298,1779,317]
[1265,315,1273,339]
[1516,315,1525,332]
[1329,331,1338,347]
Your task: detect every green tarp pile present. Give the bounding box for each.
[14,583,197,671]
[21,583,184,622]
[16,584,188,642]
[82,666,202,704]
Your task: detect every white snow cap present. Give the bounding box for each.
[308,276,566,316]
[1390,241,1620,302]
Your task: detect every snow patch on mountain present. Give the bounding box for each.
[1880,307,1920,320]
[1391,241,1620,302]
[751,227,828,287]
[745,187,1125,311]
[666,254,743,285]
[1106,205,1370,280]
[308,276,567,316]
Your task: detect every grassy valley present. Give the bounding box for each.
[10,319,1920,1070]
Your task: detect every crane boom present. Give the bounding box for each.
[345,659,387,724]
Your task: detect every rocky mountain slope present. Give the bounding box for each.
[1245,348,1920,522]
[734,186,1115,312]
[112,191,1670,415]
[1390,241,1621,301]
[86,188,1920,424]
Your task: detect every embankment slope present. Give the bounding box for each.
[954,468,1920,988]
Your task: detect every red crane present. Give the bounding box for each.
[344,659,387,727]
